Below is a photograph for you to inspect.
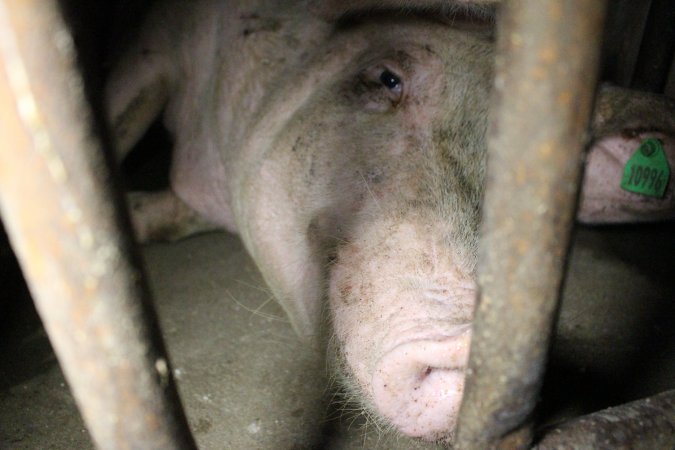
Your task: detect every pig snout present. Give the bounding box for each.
[329,219,476,441]
[371,329,471,438]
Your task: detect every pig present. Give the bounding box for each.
[105,0,675,442]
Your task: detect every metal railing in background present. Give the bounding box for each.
[0,1,196,449]
[534,390,675,450]
[455,1,608,448]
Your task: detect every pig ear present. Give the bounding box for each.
[104,26,175,160]
[577,86,675,223]
[578,133,675,223]
[237,158,325,339]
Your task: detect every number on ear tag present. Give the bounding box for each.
[620,138,670,198]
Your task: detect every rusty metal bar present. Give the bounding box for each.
[534,389,675,449]
[0,1,197,449]
[454,1,608,449]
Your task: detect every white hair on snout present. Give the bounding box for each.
[324,324,400,441]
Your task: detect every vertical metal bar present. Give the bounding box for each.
[534,389,675,450]
[455,1,608,448]
[0,1,197,449]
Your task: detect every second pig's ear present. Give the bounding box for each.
[577,86,675,223]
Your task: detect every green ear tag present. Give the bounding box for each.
[620,138,670,198]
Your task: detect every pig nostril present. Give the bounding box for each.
[371,331,471,440]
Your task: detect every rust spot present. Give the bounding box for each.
[548,3,563,20]
[538,141,553,158]
[515,164,527,184]
[538,47,557,63]
[531,66,547,80]
[515,239,529,255]
[558,91,572,107]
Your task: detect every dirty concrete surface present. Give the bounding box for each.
[0,227,443,450]
[1,221,674,449]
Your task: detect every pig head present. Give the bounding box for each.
[106,1,675,442]
[234,24,493,440]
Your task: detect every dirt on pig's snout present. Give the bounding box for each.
[328,217,478,441]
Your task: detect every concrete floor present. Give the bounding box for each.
[0,223,673,449]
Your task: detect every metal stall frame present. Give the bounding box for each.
[0,1,197,449]
[534,390,675,450]
[455,1,675,449]
[455,0,608,448]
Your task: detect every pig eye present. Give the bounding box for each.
[380,70,401,91]
[351,64,405,111]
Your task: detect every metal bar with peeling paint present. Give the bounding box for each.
[454,1,608,448]
[534,389,675,450]
[0,1,197,449]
